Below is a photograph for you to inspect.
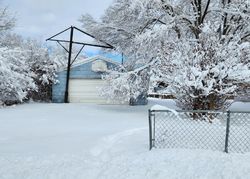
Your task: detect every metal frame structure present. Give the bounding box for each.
[46,26,114,103]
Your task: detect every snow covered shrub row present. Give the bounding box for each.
[81,0,250,110]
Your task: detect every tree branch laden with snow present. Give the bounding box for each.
[81,0,250,109]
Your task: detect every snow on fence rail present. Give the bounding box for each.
[148,107,250,153]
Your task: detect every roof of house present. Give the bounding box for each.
[58,55,121,72]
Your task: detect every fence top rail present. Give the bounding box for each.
[150,109,250,114]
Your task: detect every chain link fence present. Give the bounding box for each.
[149,109,250,153]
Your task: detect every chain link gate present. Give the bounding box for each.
[149,110,250,153]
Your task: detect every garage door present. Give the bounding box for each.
[69,79,107,104]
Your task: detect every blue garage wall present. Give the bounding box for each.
[52,60,118,103]
[52,72,67,103]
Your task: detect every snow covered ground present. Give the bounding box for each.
[0,99,250,179]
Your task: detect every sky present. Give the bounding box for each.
[2,0,123,62]
[3,0,113,40]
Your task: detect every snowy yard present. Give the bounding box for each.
[0,99,250,179]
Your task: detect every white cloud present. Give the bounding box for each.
[2,0,113,40]
[41,13,57,24]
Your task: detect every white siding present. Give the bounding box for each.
[69,79,106,104]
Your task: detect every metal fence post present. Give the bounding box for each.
[148,110,153,150]
[224,110,231,153]
[153,112,155,147]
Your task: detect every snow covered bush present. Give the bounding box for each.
[80,0,250,110]
[0,47,36,105]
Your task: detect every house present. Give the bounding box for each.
[52,56,120,104]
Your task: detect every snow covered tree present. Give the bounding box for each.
[80,0,250,110]
[0,33,23,48]
[23,39,59,101]
[0,36,55,105]
[101,66,150,104]
[49,45,68,69]
[0,5,63,105]
[0,6,15,32]
[0,6,31,105]
[0,29,63,104]
[0,47,36,105]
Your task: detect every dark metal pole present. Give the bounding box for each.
[70,44,85,66]
[73,26,114,49]
[64,26,74,103]
[47,39,113,48]
[57,41,69,53]
[149,109,153,150]
[46,27,71,41]
[224,110,231,153]
[153,112,155,147]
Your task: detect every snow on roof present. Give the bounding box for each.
[58,55,121,72]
